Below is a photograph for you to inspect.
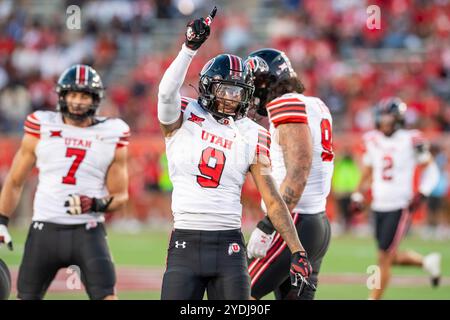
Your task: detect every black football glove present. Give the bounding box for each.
[290,251,315,296]
[185,6,217,50]
[64,194,113,215]
[0,214,13,251]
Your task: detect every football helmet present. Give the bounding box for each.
[198,54,254,121]
[56,64,105,121]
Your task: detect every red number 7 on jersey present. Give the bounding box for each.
[62,148,87,185]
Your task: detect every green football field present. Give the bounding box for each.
[1,227,449,300]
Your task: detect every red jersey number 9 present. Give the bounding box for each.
[321,119,334,162]
[197,147,226,188]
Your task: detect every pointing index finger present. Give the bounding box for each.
[205,6,217,26]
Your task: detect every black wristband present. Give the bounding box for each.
[257,216,275,235]
[0,213,9,226]
[91,197,113,213]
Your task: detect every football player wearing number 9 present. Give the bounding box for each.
[350,98,441,300]
[158,8,312,300]
[0,64,130,300]
[245,49,333,300]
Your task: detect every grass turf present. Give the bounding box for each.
[1,227,449,300]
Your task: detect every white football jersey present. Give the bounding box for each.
[166,97,270,230]
[24,111,130,224]
[267,93,334,214]
[362,129,426,212]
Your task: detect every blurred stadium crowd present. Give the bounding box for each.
[0,0,449,237]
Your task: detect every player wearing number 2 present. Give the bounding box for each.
[350,97,441,300]
[244,49,333,300]
[158,8,312,300]
[0,64,129,300]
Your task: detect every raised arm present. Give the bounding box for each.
[158,8,216,137]
[157,45,197,136]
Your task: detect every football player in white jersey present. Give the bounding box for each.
[158,8,313,300]
[350,97,441,300]
[244,49,333,300]
[0,64,129,300]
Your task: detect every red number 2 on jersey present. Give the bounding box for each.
[320,119,334,162]
[197,147,226,188]
[382,155,393,181]
[62,148,87,185]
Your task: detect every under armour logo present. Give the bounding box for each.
[33,222,44,230]
[175,241,186,249]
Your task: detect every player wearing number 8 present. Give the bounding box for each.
[244,48,334,300]
[158,8,312,300]
[0,64,130,300]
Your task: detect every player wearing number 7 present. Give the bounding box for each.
[244,49,333,300]
[0,65,129,300]
[158,8,312,300]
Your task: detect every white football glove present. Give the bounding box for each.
[0,224,13,251]
[247,227,275,259]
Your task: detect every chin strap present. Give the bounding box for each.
[227,116,249,144]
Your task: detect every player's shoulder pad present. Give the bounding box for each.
[362,130,380,142]
[24,111,57,138]
[100,118,131,147]
[241,119,271,159]
[27,110,58,123]
[181,96,198,113]
[408,129,427,148]
[256,125,271,162]
[266,93,307,128]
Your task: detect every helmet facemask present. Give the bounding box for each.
[211,81,252,119]
[57,89,101,121]
[198,54,255,122]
